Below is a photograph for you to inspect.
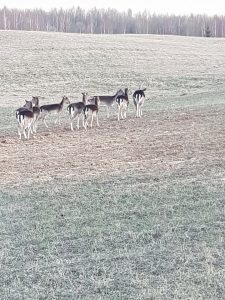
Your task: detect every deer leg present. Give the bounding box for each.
[84,116,88,131]
[136,104,139,118]
[77,116,80,129]
[35,119,38,132]
[96,113,99,127]
[32,120,36,133]
[124,106,127,119]
[55,114,60,124]
[90,114,94,128]
[30,123,33,135]
[43,115,49,128]
[83,112,88,130]
[18,127,22,140]
[117,105,120,121]
[82,114,86,129]
[85,112,89,128]
[70,119,74,131]
[27,126,31,140]
[35,115,40,132]
[139,103,143,118]
[23,127,27,139]
[121,106,125,119]
[31,120,34,133]
[139,104,141,118]
[31,121,36,137]
[107,106,110,118]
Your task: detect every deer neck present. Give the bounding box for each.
[59,99,65,109]
[82,94,87,105]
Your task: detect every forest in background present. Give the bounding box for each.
[0,6,223,37]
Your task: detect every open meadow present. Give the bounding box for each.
[0,31,225,299]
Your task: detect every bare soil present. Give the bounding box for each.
[1,106,225,187]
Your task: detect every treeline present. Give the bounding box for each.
[0,6,224,37]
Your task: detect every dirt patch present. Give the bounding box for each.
[1,107,225,187]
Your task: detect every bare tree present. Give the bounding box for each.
[1,6,225,37]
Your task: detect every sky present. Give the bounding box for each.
[0,0,224,15]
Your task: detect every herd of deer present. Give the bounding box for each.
[15,88,147,139]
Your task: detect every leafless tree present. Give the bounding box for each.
[0,6,224,37]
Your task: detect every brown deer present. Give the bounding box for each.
[16,106,34,140]
[95,89,125,118]
[116,88,129,121]
[40,96,70,128]
[133,88,146,118]
[83,96,100,130]
[67,92,88,131]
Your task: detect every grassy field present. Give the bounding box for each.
[1,31,225,299]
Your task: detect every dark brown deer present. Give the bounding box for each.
[67,92,88,131]
[95,89,125,118]
[116,88,129,121]
[133,88,146,118]
[16,100,33,117]
[16,106,34,140]
[84,96,100,130]
[40,96,70,128]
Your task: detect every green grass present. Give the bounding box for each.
[1,173,225,299]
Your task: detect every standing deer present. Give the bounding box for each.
[40,96,70,128]
[116,88,129,121]
[31,96,41,133]
[16,106,34,140]
[16,100,33,117]
[133,88,146,118]
[84,96,100,130]
[67,92,88,131]
[96,89,125,118]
